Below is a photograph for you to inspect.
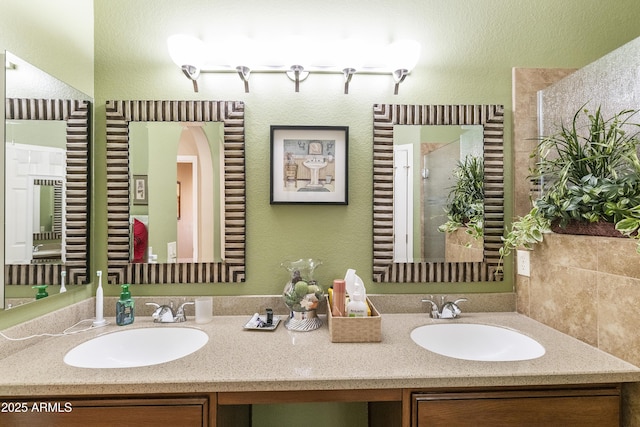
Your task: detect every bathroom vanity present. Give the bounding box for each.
[0,311,637,426]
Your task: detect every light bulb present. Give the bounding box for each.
[388,39,421,72]
[167,34,206,68]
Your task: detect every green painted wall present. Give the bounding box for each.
[0,0,637,319]
[92,0,640,298]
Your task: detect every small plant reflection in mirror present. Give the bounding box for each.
[439,155,485,243]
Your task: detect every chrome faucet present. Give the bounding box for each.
[421,295,468,319]
[146,301,195,323]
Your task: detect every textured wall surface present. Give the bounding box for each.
[540,37,640,133]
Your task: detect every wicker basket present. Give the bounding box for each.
[327,297,381,343]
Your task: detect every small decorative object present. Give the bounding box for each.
[281,258,324,331]
[270,125,348,204]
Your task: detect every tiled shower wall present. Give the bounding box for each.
[512,36,640,426]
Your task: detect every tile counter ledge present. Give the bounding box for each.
[0,295,638,398]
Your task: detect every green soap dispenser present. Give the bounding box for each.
[32,285,48,300]
[116,284,135,326]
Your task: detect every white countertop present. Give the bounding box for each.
[0,312,638,396]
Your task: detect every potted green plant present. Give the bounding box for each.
[438,154,485,241]
[500,106,640,269]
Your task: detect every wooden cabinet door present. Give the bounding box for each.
[1,396,209,427]
[412,387,620,427]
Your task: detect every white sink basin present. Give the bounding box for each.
[410,323,545,361]
[64,327,209,368]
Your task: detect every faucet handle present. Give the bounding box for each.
[145,302,160,318]
[145,302,160,314]
[440,302,461,319]
[440,299,468,319]
[175,301,195,322]
[421,298,440,318]
[145,302,175,322]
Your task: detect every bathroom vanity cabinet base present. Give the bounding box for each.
[408,385,621,427]
[0,385,622,427]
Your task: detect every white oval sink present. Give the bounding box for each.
[64,327,208,368]
[410,323,545,361]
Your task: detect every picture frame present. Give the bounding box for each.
[132,174,148,205]
[270,125,349,204]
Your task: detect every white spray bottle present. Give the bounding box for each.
[93,271,107,327]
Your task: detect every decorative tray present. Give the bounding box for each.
[243,312,281,331]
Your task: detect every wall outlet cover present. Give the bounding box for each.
[167,241,177,261]
[516,249,530,277]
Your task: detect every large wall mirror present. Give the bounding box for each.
[105,100,245,284]
[4,52,92,309]
[372,104,504,283]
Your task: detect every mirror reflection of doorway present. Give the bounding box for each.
[177,156,197,262]
[176,124,217,264]
[129,122,220,264]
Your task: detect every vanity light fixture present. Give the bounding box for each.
[389,40,421,95]
[342,68,356,94]
[236,65,251,93]
[167,35,420,95]
[167,34,207,93]
[286,65,309,92]
[181,65,200,92]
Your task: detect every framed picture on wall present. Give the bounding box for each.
[132,174,148,205]
[270,125,349,204]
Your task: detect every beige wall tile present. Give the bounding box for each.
[597,238,640,279]
[598,273,640,366]
[532,233,598,269]
[529,262,598,346]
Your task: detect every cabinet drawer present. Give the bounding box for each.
[412,387,620,427]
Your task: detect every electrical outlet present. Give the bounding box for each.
[516,250,530,277]
[167,242,177,263]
